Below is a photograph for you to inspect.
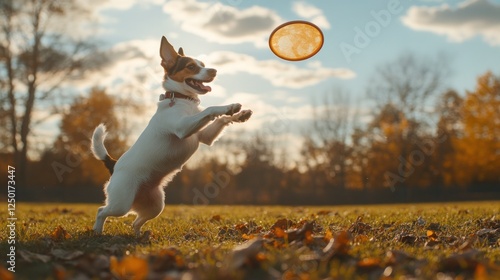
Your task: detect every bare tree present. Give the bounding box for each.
[367,52,450,119]
[301,88,355,190]
[0,0,106,184]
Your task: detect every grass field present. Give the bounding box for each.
[1,202,499,279]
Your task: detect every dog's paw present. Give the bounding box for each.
[225,103,242,116]
[232,109,253,123]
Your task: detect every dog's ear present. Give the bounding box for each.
[160,36,179,71]
[178,47,184,56]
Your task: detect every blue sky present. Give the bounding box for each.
[58,0,500,159]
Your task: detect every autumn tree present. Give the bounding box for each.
[454,71,500,188]
[0,0,106,185]
[365,53,450,191]
[46,88,128,187]
[432,90,463,187]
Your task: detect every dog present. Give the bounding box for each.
[90,36,252,235]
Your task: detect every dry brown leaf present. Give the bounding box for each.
[0,266,14,280]
[51,226,71,241]
[273,227,286,238]
[210,215,222,222]
[399,234,417,245]
[270,218,294,231]
[53,264,66,280]
[357,257,381,271]
[427,230,438,241]
[349,216,372,234]
[235,223,249,234]
[323,231,351,258]
[304,231,313,245]
[427,222,441,231]
[287,222,314,243]
[242,233,255,240]
[324,229,333,241]
[110,255,149,280]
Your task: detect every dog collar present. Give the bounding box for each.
[161,91,199,106]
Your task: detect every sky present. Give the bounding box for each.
[42,0,500,160]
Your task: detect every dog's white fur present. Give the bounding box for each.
[91,36,252,235]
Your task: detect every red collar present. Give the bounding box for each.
[163,91,199,104]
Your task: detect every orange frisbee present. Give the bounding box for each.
[269,20,324,61]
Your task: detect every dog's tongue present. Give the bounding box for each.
[198,81,211,92]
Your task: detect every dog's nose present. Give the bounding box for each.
[207,68,217,76]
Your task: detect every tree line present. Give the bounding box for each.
[1,68,498,204]
[1,0,498,204]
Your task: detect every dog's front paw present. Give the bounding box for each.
[232,109,253,123]
[225,103,242,116]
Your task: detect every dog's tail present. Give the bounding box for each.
[91,124,117,175]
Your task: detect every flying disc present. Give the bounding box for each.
[269,20,324,61]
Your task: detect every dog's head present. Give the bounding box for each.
[159,36,216,99]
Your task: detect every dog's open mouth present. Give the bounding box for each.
[186,78,213,93]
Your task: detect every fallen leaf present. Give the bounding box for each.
[439,249,482,272]
[110,255,149,280]
[357,257,381,271]
[348,216,372,234]
[286,221,314,243]
[228,238,264,269]
[399,234,417,245]
[53,264,66,280]
[51,226,71,241]
[427,223,441,231]
[210,215,222,222]
[235,223,249,234]
[51,249,84,261]
[427,230,438,241]
[270,219,294,231]
[242,233,255,240]
[273,227,286,238]
[323,231,351,258]
[18,250,51,263]
[324,229,333,241]
[0,266,14,280]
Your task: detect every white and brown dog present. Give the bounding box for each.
[91,36,252,235]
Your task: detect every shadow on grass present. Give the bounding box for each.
[1,231,149,279]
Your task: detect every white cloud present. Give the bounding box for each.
[162,0,282,47]
[292,1,331,29]
[402,0,500,46]
[205,51,355,89]
[96,0,164,11]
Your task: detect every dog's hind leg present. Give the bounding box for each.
[132,186,165,236]
[93,180,137,234]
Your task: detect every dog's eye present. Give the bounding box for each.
[187,64,195,70]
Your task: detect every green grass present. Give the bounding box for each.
[1,202,499,279]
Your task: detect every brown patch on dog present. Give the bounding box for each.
[167,57,202,83]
